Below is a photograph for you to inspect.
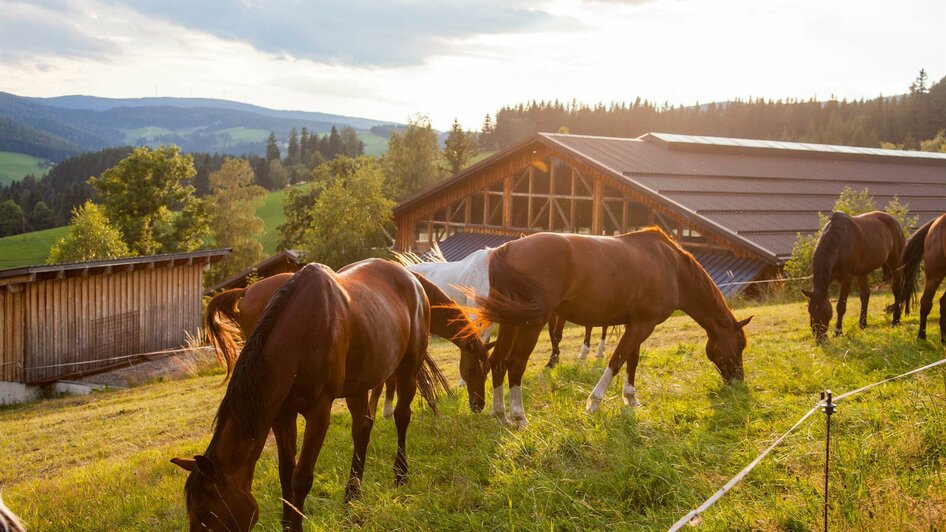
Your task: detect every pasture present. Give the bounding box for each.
[2,292,945,530]
[0,151,50,186]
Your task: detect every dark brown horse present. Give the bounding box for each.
[206,271,491,413]
[470,228,751,427]
[173,259,450,531]
[897,213,946,342]
[801,211,904,342]
[545,317,608,367]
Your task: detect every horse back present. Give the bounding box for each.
[848,211,905,271]
[925,214,946,272]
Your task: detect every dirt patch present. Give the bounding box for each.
[74,348,218,389]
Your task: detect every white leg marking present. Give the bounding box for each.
[382,397,395,419]
[578,343,590,360]
[586,367,614,412]
[595,339,607,359]
[508,385,527,427]
[458,377,467,387]
[622,376,640,408]
[491,385,505,418]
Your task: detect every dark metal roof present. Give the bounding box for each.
[432,232,766,298]
[0,249,230,283]
[539,133,946,262]
[209,249,306,292]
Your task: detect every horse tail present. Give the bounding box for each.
[897,217,934,316]
[415,353,451,415]
[471,245,547,328]
[204,288,245,381]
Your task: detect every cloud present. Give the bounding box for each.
[108,0,582,67]
[0,2,118,62]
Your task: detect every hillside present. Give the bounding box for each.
[0,92,401,163]
[1,294,943,529]
[0,151,51,185]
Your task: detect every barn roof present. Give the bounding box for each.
[397,132,946,263]
[0,249,230,285]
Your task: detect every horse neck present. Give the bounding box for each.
[206,417,270,488]
[811,227,843,297]
[678,256,736,335]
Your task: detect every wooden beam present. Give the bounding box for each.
[503,175,512,227]
[592,176,602,235]
[548,158,555,231]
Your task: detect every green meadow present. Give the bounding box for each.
[0,151,50,186]
[2,292,944,529]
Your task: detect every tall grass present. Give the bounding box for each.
[2,293,944,530]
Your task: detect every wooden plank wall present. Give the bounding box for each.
[0,263,205,383]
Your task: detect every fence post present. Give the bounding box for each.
[820,390,836,532]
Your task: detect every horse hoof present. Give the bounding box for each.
[382,405,395,419]
[585,396,602,413]
[833,329,843,337]
[394,471,408,487]
[545,359,558,369]
[578,344,590,360]
[508,411,528,428]
[344,479,362,503]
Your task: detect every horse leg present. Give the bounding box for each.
[272,406,299,530]
[835,276,852,336]
[596,326,608,359]
[890,255,903,324]
[344,393,375,502]
[856,275,870,329]
[392,363,419,486]
[490,323,517,419]
[918,272,945,341]
[505,324,545,427]
[586,322,655,413]
[578,325,592,360]
[546,315,563,368]
[382,376,396,419]
[287,396,334,531]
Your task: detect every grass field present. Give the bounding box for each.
[2,292,945,529]
[0,226,68,268]
[358,131,389,156]
[0,151,51,185]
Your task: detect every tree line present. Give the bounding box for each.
[479,70,946,152]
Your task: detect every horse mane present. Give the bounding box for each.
[212,264,318,439]
[811,213,847,293]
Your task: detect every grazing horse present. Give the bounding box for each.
[897,213,946,342]
[0,495,25,532]
[394,245,608,368]
[173,259,450,531]
[471,228,751,426]
[801,211,904,342]
[206,271,491,413]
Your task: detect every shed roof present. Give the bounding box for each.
[0,249,230,285]
[210,249,305,292]
[397,132,946,264]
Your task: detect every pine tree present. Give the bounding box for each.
[287,128,300,165]
[443,119,478,174]
[480,113,495,150]
[265,132,280,161]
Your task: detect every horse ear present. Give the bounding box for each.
[801,289,812,299]
[737,316,753,328]
[171,457,197,472]
[194,455,217,479]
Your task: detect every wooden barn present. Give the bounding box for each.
[394,132,946,294]
[0,249,228,402]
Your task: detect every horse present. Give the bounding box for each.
[897,213,946,342]
[173,259,451,531]
[469,228,751,427]
[206,270,492,414]
[393,244,609,369]
[0,495,25,532]
[801,211,904,342]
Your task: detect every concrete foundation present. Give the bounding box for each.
[0,380,109,405]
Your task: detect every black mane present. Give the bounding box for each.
[811,212,849,294]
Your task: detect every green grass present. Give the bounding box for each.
[217,127,270,143]
[0,151,51,185]
[118,126,175,143]
[256,183,316,254]
[0,226,67,268]
[3,292,945,529]
[358,131,389,156]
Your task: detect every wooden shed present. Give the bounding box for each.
[209,249,305,293]
[0,249,228,388]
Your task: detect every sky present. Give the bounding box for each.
[1,0,944,130]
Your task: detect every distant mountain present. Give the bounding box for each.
[0,92,401,162]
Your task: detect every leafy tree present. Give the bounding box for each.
[47,201,131,264]
[276,183,323,251]
[265,131,280,161]
[29,201,55,230]
[340,126,365,157]
[921,130,946,153]
[0,199,23,236]
[90,145,208,255]
[267,159,289,190]
[386,114,444,199]
[443,118,478,175]
[303,156,394,269]
[204,159,267,286]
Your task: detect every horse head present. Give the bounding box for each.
[802,289,831,342]
[459,336,493,413]
[172,455,259,531]
[706,316,752,382]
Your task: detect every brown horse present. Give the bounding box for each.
[470,228,751,427]
[801,211,904,342]
[897,213,946,342]
[545,317,608,367]
[173,259,450,531]
[206,271,491,413]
